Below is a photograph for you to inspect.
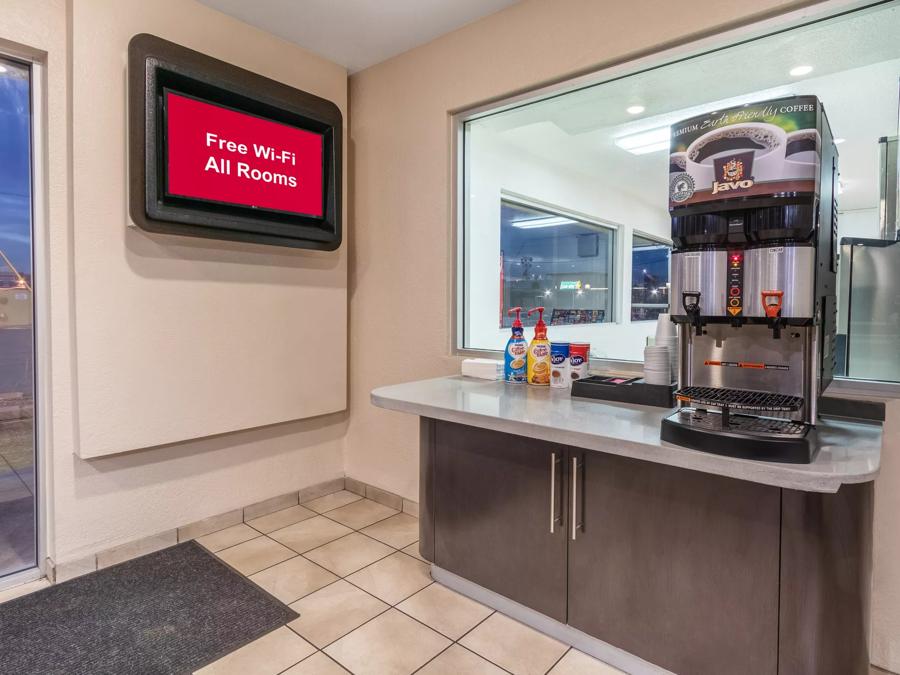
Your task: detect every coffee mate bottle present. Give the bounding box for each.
[526,306,551,386]
[504,307,528,384]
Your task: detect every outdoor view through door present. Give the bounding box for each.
[0,56,36,579]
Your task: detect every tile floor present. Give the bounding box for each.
[0,486,897,675]
[195,488,626,675]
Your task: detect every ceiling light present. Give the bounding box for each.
[834,138,846,144]
[615,126,670,155]
[0,65,7,74]
[789,65,813,77]
[510,216,574,229]
[626,105,645,115]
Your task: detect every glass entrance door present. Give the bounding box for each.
[0,56,37,580]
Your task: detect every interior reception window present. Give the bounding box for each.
[459,1,900,375]
[499,200,615,330]
[630,234,670,322]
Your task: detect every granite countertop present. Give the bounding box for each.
[371,376,882,493]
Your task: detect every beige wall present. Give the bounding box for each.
[1,0,349,564]
[347,0,899,671]
[71,0,348,457]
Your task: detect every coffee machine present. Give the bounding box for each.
[661,95,838,463]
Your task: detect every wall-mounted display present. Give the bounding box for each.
[128,34,342,250]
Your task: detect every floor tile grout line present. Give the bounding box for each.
[449,614,520,675]
[183,489,353,551]
[244,509,318,536]
[317,507,402,533]
[222,534,300,578]
[300,492,364,515]
[342,573,434,611]
[454,640,516,675]
[217,528,528,675]
[283,575,347,612]
[193,488,360,553]
[288,603,394,652]
[298,530,404,579]
[410,642,456,674]
[197,491,432,673]
[391,584,496,644]
[317,649,354,674]
[454,609,496,643]
[264,514,349,543]
[544,646,572,674]
[200,532,267,556]
[270,644,347,675]
[285,549,434,651]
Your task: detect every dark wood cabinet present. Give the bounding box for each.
[432,421,568,622]
[421,419,872,675]
[567,450,780,675]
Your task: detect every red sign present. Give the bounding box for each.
[165,91,324,217]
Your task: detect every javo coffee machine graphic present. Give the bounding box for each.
[668,95,822,207]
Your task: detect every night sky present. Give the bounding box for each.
[0,62,31,275]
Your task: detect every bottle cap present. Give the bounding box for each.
[527,306,547,339]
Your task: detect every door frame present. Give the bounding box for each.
[0,50,48,591]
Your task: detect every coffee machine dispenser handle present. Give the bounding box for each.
[682,291,703,336]
[761,290,784,338]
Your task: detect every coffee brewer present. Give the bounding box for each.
[661,95,838,463]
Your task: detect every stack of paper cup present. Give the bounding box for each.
[655,314,678,378]
[643,345,671,385]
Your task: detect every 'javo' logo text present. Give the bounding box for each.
[712,158,754,195]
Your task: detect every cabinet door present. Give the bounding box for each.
[567,450,780,675]
[433,421,568,622]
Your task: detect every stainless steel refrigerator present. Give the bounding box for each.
[836,136,900,381]
[838,238,900,381]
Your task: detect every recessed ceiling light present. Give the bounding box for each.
[789,65,813,77]
[834,137,846,144]
[615,126,670,155]
[626,105,645,115]
[510,216,574,230]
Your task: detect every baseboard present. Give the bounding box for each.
[432,565,673,675]
[344,474,418,517]
[48,475,347,584]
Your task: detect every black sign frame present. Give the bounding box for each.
[128,34,342,250]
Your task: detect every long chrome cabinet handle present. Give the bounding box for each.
[571,456,578,541]
[550,452,559,533]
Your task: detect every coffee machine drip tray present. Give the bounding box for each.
[661,408,814,464]
[675,386,803,412]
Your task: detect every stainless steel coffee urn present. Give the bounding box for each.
[662,95,838,463]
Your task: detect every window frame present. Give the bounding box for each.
[629,229,672,324]
[494,193,619,331]
[451,0,900,388]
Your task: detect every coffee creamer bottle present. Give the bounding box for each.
[526,306,551,386]
[504,307,528,384]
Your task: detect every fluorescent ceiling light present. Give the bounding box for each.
[510,216,574,229]
[789,65,813,76]
[834,137,846,144]
[626,105,646,115]
[615,126,670,155]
